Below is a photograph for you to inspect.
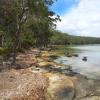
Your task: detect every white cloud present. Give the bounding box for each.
[57,0,100,37]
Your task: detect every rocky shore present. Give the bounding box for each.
[0,48,100,100]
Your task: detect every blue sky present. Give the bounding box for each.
[51,0,100,37]
[51,0,79,15]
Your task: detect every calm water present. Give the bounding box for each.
[55,45,100,80]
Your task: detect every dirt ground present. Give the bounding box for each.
[0,68,48,100]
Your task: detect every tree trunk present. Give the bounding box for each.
[12,24,21,65]
[12,44,16,65]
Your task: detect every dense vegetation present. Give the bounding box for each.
[50,31,100,45]
[0,0,60,65]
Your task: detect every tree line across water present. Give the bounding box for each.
[0,0,100,65]
[50,31,100,45]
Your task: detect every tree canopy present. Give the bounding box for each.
[0,0,59,64]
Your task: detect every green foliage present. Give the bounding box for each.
[50,31,100,45]
[0,47,11,57]
[50,31,70,45]
[68,35,100,45]
[0,0,59,64]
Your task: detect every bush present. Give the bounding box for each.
[0,47,11,60]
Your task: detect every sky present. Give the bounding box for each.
[51,0,100,37]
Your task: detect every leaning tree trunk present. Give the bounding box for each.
[12,24,21,65]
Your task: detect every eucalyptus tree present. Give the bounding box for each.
[0,0,59,65]
[28,0,60,48]
[0,0,29,64]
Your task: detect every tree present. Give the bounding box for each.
[0,0,59,65]
[27,0,60,48]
